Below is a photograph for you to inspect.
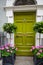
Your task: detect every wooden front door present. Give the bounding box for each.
[14,12,36,56]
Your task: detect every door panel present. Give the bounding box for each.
[26,35,34,45]
[15,35,23,45]
[15,20,23,32]
[14,12,36,56]
[26,21,34,32]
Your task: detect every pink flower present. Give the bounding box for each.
[35,46,39,49]
[1,47,4,50]
[7,50,9,52]
[39,49,42,53]
[7,44,10,46]
[36,52,40,55]
[5,47,9,49]
[4,44,10,47]
[32,46,35,50]
[10,44,13,48]
[39,46,43,48]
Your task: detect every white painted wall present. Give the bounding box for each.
[37,0,43,5]
[37,10,43,16]
[6,0,15,6]
[6,10,13,23]
[0,0,8,31]
[36,7,43,46]
[6,10,14,46]
[6,0,15,46]
[6,0,43,46]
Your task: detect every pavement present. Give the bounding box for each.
[14,56,34,65]
[0,60,2,65]
[0,56,34,65]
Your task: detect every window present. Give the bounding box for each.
[0,32,8,46]
[13,0,37,6]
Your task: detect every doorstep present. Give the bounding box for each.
[14,56,34,65]
[0,56,34,65]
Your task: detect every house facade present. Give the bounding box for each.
[2,0,43,56]
[0,0,7,31]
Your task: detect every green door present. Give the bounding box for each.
[14,12,36,56]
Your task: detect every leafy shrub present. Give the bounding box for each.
[31,46,43,58]
[33,21,43,33]
[0,44,18,56]
[3,23,17,33]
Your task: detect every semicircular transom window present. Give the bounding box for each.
[13,0,37,6]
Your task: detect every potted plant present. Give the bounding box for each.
[2,23,17,65]
[31,46,43,65]
[0,44,17,65]
[32,21,43,65]
[3,23,17,43]
[33,21,43,45]
[3,23,17,58]
[3,23,17,33]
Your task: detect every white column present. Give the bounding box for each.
[6,0,15,6]
[36,9,43,46]
[6,0,16,46]
[6,10,14,46]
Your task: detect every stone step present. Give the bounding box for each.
[16,56,33,61]
[14,56,34,65]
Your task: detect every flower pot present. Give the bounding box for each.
[2,54,16,65]
[14,53,16,60]
[33,55,43,65]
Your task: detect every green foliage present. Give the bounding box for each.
[32,49,39,55]
[33,21,43,33]
[3,23,17,33]
[0,44,17,57]
[31,46,43,58]
[37,53,43,58]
